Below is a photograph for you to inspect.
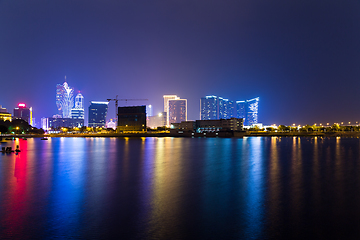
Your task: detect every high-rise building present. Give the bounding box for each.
[200,96,219,120]
[168,99,187,125]
[13,103,32,125]
[88,101,109,128]
[235,101,246,120]
[71,92,85,120]
[146,105,153,117]
[219,97,234,119]
[117,106,147,132]
[163,95,179,126]
[201,96,259,125]
[246,97,259,125]
[56,77,74,118]
[200,96,234,120]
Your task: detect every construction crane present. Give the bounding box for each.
[107,95,148,119]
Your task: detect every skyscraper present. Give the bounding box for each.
[246,97,259,125]
[235,101,246,120]
[69,92,85,127]
[88,101,109,128]
[146,105,153,117]
[56,76,74,118]
[201,96,259,125]
[71,92,85,119]
[200,96,219,120]
[219,97,234,119]
[168,99,187,125]
[200,96,234,120]
[13,103,32,125]
[163,95,179,126]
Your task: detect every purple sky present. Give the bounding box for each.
[1,0,360,126]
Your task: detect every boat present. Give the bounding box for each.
[15,145,21,153]
[41,137,48,140]
[1,147,14,153]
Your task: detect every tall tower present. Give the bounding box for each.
[71,92,85,119]
[246,97,259,125]
[56,76,74,118]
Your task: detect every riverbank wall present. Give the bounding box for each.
[3,131,360,139]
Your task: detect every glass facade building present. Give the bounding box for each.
[201,96,259,125]
[200,96,234,120]
[246,97,259,126]
[88,101,109,128]
[235,101,246,119]
[219,97,234,119]
[200,96,218,120]
[56,77,74,118]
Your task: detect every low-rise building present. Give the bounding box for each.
[171,118,244,133]
[147,112,166,129]
[0,112,12,122]
[41,117,84,130]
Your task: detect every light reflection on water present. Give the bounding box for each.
[1,137,360,239]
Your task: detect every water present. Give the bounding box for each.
[1,137,360,239]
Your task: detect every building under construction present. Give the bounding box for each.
[117,106,146,132]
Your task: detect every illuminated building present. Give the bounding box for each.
[171,118,244,134]
[107,119,116,130]
[0,112,12,121]
[117,106,146,132]
[200,96,234,120]
[163,95,179,126]
[0,105,11,121]
[235,101,246,120]
[13,103,32,125]
[246,97,259,125]
[56,77,74,118]
[41,118,49,130]
[219,97,234,119]
[41,117,84,130]
[0,105,8,113]
[168,99,187,124]
[201,96,259,125]
[146,105,153,117]
[200,96,218,120]
[147,112,167,129]
[88,101,109,128]
[71,92,85,120]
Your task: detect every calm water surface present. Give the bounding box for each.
[1,137,360,239]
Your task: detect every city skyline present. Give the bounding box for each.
[1,1,360,125]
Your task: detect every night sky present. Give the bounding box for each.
[1,0,360,126]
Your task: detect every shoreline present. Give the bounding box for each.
[2,131,360,138]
